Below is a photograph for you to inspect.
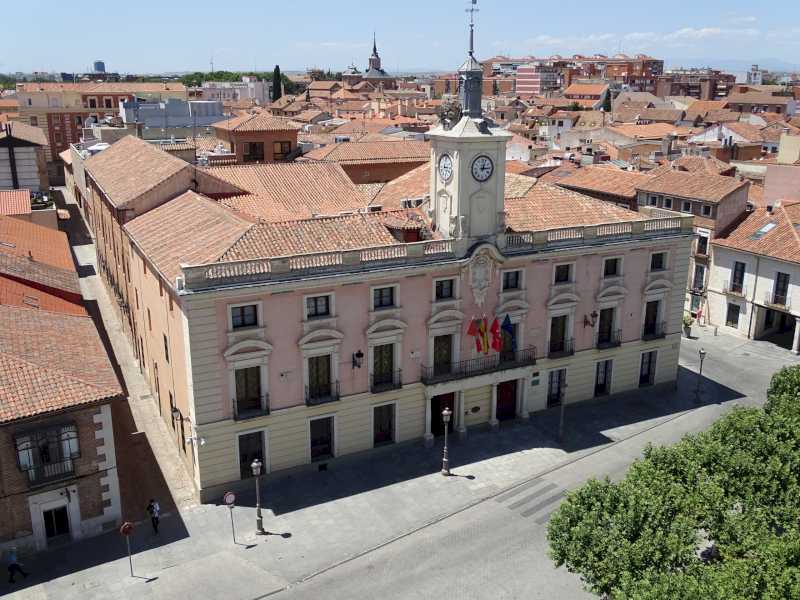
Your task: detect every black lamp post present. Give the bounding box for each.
[441,407,452,476]
[694,347,707,404]
[251,459,267,535]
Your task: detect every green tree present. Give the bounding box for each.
[272,65,282,102]
[547,365,800,598]
[602,91,611,113]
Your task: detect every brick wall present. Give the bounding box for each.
[341,160,425,185]
[0,404,108,545]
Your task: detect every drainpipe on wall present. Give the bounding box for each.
[747,255,761,339]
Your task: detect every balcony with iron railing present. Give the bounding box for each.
[232,395,269,421]
[548,337,575,359]
[420,347,537,385]
[642,321,667,340]
[596,329,622,350]
[690,280,705,294]
[723,280,746,297]
[305,381,340,406]
[23,459,75,487]
[764,290,790,310]
[371,369,403,393]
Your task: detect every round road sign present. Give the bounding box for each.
[224,491,236,506]
[119,522,134,536]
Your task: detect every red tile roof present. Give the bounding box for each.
[564,83,609,97]
[637,170,748,203]
[0,276,86,315]
[713,202,800,262]
[303,140,430,165]
[0,190,31,216]
[212,112,300,133]
[0,216,75,271]
[0,305,122,423]
[557,165,654,200]
[0,121,48,146]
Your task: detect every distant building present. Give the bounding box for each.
[93,60,106,74]
[338,35,398,91]
[515,63,560,97]
[199,77,270,105]
[120,98,226,129]
[655,68,736,100]
[747,64,765,86]
[0,121,49,192]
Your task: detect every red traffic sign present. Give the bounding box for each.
[119,522,134,536]
[224,491,236,506]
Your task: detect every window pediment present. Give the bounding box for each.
[547,292,580,310]
[496,298,529,316]
[644,279,673,295]
[367,318,407,338]
[223,339,273,361]
[597,285,627,303]
[427,309,465,327]
[298,328,345,350]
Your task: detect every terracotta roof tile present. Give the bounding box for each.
[713,202,800,262]
[648,155,734,177]
[557,165,654,200]
[205,162,367,221]
[0,121,48,146]
[85,136,190,208]
[0,216,75,270]
[0,276,86,315]
[212,113,299,132]
[59,149,73,165]
[0,305,122,423]
[564,83,609,96]
[724,92,793,106]
[124,191,252,282]
[637,170,748,203]
[303,140,429,165]
[607,123,697,140]
[505,183,644,232]
[0,190,31,216]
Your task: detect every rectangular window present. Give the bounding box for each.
[701,205,712,217]
[435,279,454,300]
[643,300,660,338]
[372,343,395,390]
[147,308,152,331]
[726,303,741,328]
[310,416,334,461]
[774,272,790,305]
[554,264,572,284]
[373,286,395,309]
[502,270,521,291]
[696,235,709,256]
[373,404,395,446]
[88,98,97,108]
[29,116,38,127]
[273,141,292,160]
[650,252,666,271]
[663,197,673,209]
[433,334,453,376]
[75,116,83,126]
[595,360,613,396]
[238,430,264,479]
[308,354,332,400]
[682,201,692,213]
[547,369,566,407]
[15,424,79,484]
[732,261,745,292]
[306,295,331,318]
[603,258,620,278]
[500,322,518,362]
[639,351,657,386]
[549,315,569,356]
[693,263,705,291]
[648,196,657,206]
[597,307,616,347]
[104,98,113,108]
[231,304,258,329]
[235,366,262,415]
[163,334,170,363]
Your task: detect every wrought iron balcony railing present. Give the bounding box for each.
[232,395,269,421]
[305,381,340,406]
[723,280,746,297]
[596,329,622,350]
[642,321,667,340]
[421,347,536,385]
[548,337,575,359]
[371,369,403,393]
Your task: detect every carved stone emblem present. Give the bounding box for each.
[465,249,498,307]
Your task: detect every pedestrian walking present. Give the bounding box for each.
[146,499,160,534]
[6,548,28,584]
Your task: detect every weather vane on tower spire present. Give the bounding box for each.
[466,0,479,57]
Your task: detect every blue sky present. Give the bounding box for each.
[2,0,800,74]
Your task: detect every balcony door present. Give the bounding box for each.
[310,416,334,461]
[597,308,614,345]
[732,261,745,292]
[595,360,612,396]
[775,272,790,304]
[500,323,517,363]
[372,343,394,389]
[643,300,659,336]
[550,315,567,353]
[308,355,332,400]
[639,351,657,387]
[235,366,262,416]
[496,380,517,421]
[238,431,265,480]
[433,335,453,376]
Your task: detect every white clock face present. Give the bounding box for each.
[438,154,453,182]
[471,155,494,182]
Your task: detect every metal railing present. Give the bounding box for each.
[723,280,746,297]
[642,321,667,340]
[305,381,340,406]
[232,395,269,421]
[548,337,575,359]
[23,459,75,486]
[371,369,403,393]
[420,347,537,385]
[596,329,622,350]
[765,290,790,309]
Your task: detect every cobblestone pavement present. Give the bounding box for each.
[4,191,796,599]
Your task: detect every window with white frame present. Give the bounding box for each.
[603,257,621,278]
[554,263,572,284]
[650,252,667,271]
[306,294,331,318]
[701,204,712,217]
[435,278,455,301]
[502,270,522,291]
[663,197,672,209]
[682,200,692,213]
[373,286,396,310]
[231,304,258,329]
[15,424,80,483]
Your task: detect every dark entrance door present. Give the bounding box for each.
[43,506,70,541]
[238,431,265,479]
[310,416,334,461]
[431,393,455,436]
[496,380,517,421]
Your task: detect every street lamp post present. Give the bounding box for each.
[694,348,707,404]
[251,459,267,535]
[441,407,452,476]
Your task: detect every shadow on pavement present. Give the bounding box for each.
[225,365,743,516]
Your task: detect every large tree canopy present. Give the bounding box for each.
[547,366,800,599]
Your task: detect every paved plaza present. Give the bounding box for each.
[2,190,797,599]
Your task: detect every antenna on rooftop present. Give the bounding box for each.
[466,0,479,57]
[210,55,214,74]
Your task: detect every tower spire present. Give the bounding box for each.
[373,32,377,55]
[458,0,483,119]
[467,0,477,56]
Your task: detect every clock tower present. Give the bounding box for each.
[427,0,511,242]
